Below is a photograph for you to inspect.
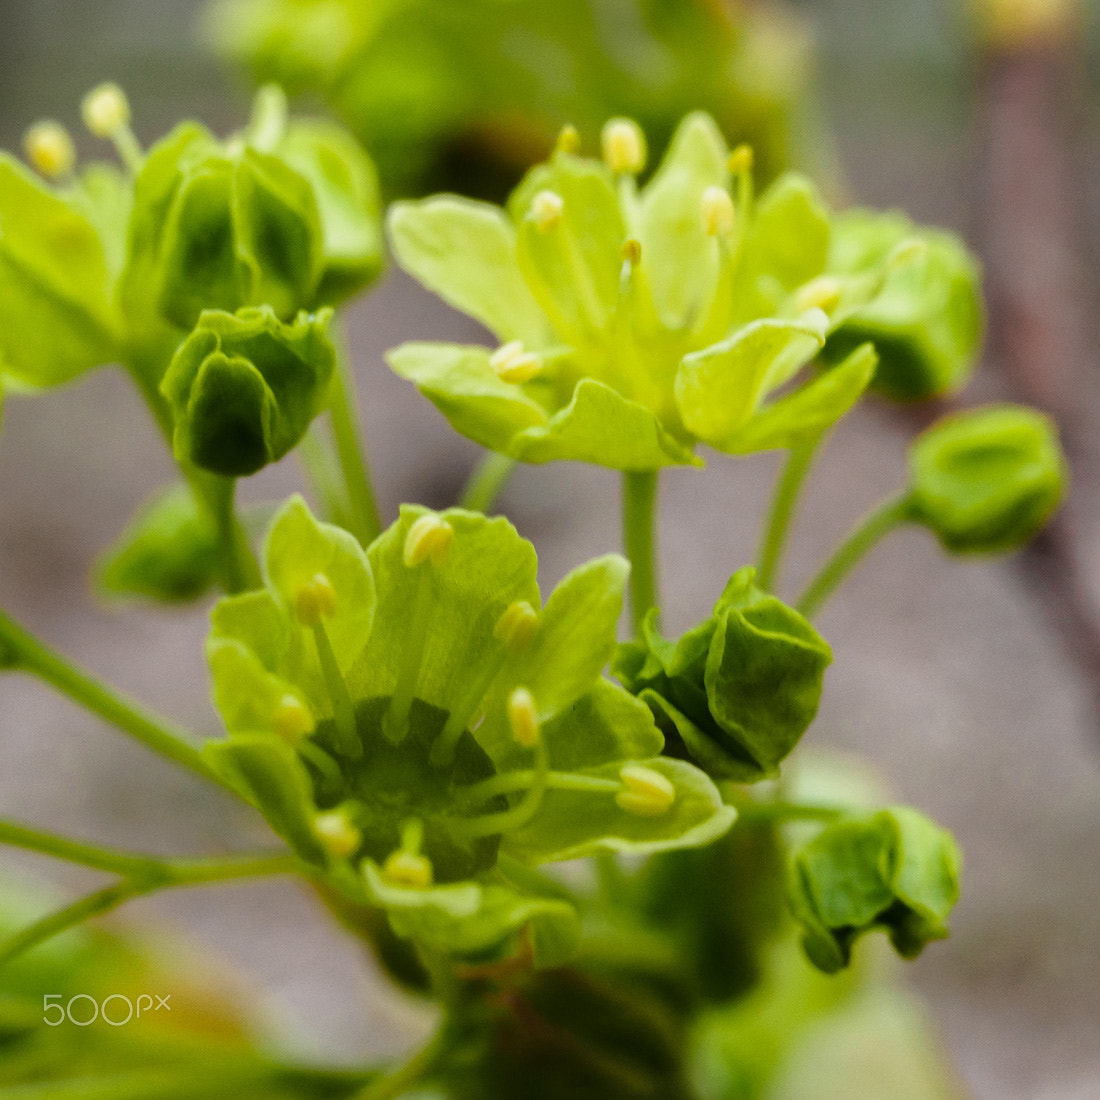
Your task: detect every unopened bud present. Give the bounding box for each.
[314,809,361,858]
[382,849,434,889]
[23,121,75,179]
[295,572,337,626]
[81,82,131,138]
[601,118,646,175]
[616,764,676,817]
[507,687,540,749]
[531,190,564,231]
[404,514,454,568]
[494,600,539,650]
[272,693,314,742]
[701,186,735,237]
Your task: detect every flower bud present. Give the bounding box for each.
[160,305,335,476]
[601,118,646,174]
[23,121,75,179]
[787,807,961,973]
[613,567,831,783]
[908,404,1067,554]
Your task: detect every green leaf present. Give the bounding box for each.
[203,735,324,863]
[161,306,335,476]
[388,196,550,344]
[386,341,549,453]
[363,864,580,968]
[675,315,826,446]
[787,807,962,973]
[720,342,877,454]
[503,757,735,865]
[0,155,118,389]
[510,378,700,469]
[908,404,1067,554]
[95,484,220,604]
[637,111,729,329]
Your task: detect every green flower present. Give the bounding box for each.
[614,567,831,783]
[907,403,1067,554]
[787,807,962,973]
[160,305,335,476]
[387,112,974,470]
[204,497,733,964]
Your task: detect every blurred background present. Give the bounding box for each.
[0,1,1099,1097]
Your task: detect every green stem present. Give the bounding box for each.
[0,609,212,782]
[459,452,517,514]
[200,473,262,595]
[796,494,914,619]
[298,425,353,530]
[622,470,659,636]
[329,326,382,546]
[756,434,822,593]
[351,1025,449,1100]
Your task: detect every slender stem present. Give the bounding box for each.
[622,470,659,636]
[328,326,382,546]
[756,434,822,593]
[298,425,353,530]
[0,609,212,782]
[351,1024,450,1100]
[796,494,915,619]
[459,452,517,514]
[201,472,262,594]
[0,819,173,876]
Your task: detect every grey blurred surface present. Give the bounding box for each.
[1,1,1099,1095]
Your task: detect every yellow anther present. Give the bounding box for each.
[489,341,542,384]
[616,764,676,817]
[404,514,455,569]
[795,275,843,314]
[601,117,646,175]
[494,600,539,650]
[314,809,361,858]
[621,238,642,266]
[531,189,564,231]
[23,121,75,179]
[81,82,131,138]
[888,237,928,269]
[272,693,314,742]
[701,186,735,237]
[382,849,434,889]
[507,687,540,749]
[556,123,581,155]
[294,572,338,627]
[727,144,754,175]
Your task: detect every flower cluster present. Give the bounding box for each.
[204,498,733,963]
[387,112,982,470]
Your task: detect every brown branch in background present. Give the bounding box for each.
[972,1,1100,727]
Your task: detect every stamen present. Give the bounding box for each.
[601,118,646,175]
[384,517,453,743]
[556,123,581,155]
[23,121,75,180]
[272,693,314,743]
[507,687,540,749]
[621,238,642,269]
[314,807,361,859]
[701,186,735,238]
[81,82,142,173]
[431,603,540,767]
[296,739,343,788]
[531,190,564,232]
[616,764,676,817]
[727,144,754,176]
[294,572,338,627]
[795,275,843,315]
[458,769,619,807]
[489,342,542,385]
[380,819,433,888]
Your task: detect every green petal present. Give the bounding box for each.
[513,154,624,343]
[502,757,735,864]
[363,865,580,968]
[0,155,118,388]
[263,494,376,670]
[637,112,729,329]
[510,378,700,470]
[207,633,307,736]
[386,341,549,453]
[203,735,324,863]
[720,342,878,454]
[675,315,826,446]
[350,506,539,712]
[389,196,550,345]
